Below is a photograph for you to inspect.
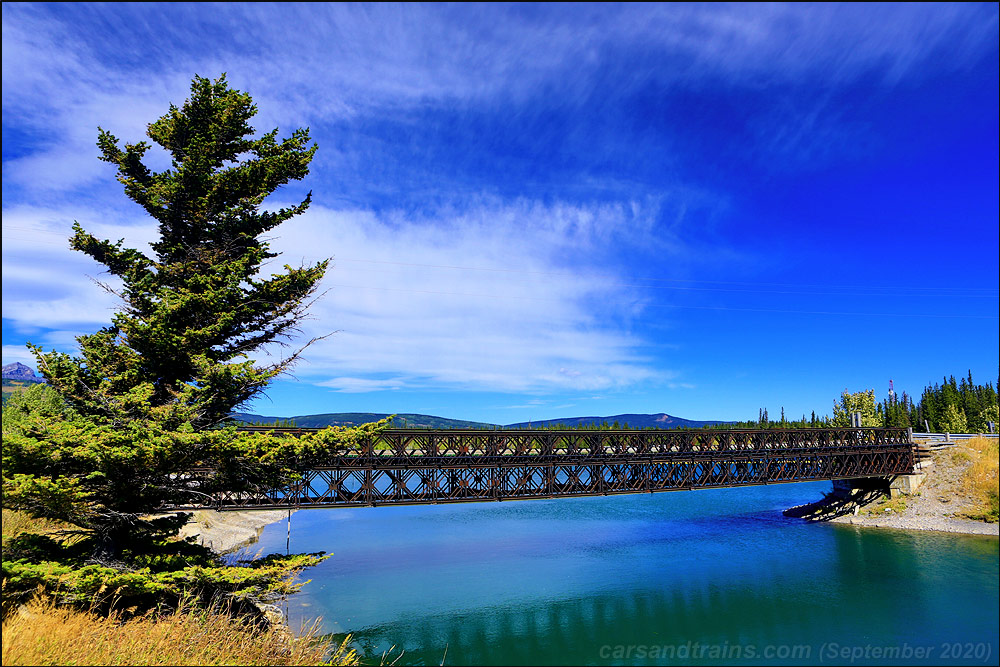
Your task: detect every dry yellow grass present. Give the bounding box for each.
[950,449,972,464]
[961,436,999,522]
[1,508,73,542]
[1,597,358,666]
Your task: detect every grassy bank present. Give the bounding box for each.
[961,436,999,522]
[1,510,357,666]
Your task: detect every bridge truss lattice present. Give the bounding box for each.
[173,427,915,510]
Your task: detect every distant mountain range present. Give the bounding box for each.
[506,413,730,429]
[2,362,46,384]
[1,365,729,429]
[233,411,731,429]
[231,412,493,429]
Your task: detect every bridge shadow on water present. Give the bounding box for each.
[782,486,887,521]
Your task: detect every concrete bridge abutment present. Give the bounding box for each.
[833,473,926,501]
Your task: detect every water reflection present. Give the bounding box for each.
[254,484,997,666]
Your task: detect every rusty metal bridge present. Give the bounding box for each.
[179,427,915,511]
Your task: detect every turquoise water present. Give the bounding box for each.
[252,482,999,665]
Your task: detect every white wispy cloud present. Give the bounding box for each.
[4,3,995,403]
[615,3,996,85]
[315,377,406,393]
[2,205,131,335]
[262,200,662,392]
[3,4,995,193]
[0,345,38,366]
[2,198,664,393]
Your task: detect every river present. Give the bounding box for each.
[251,481,998,665]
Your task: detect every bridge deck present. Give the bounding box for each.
[170,427,915,510]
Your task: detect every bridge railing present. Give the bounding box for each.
[911,432,997,444]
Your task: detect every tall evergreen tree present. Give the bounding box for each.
[34,74,326,431]
[3,75,385,616]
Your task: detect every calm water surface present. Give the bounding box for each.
[252,482,998,665]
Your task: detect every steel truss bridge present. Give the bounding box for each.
[180,427,915,511]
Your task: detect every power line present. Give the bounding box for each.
[331,257,999,295]
[326,282,999,320]
[331,262,999,299]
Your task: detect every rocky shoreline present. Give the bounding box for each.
[177,509,294,554]
[829,509,997,535]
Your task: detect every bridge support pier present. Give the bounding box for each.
[832,477,890,499]
[833,473,926,500]
[888,473,926,498]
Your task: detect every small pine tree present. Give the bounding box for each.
[938,403,968,433]
[970,403,999,433]
[832,389,880,427]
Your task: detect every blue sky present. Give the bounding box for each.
[2,3,998,424]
